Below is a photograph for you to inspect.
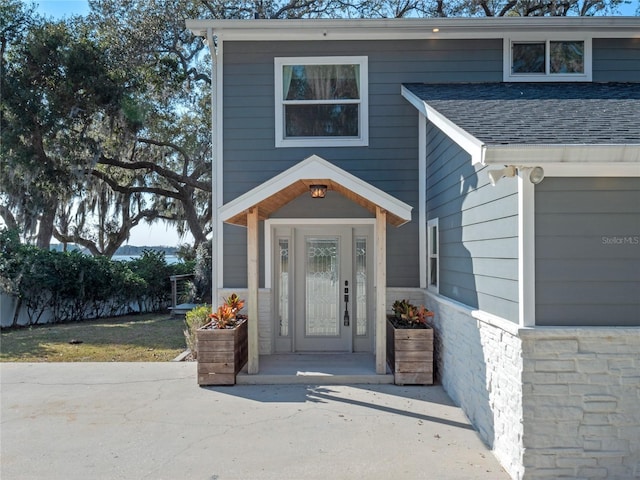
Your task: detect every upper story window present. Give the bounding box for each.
[275,56,368,148]
[504,37,592,82]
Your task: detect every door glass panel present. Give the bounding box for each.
[278,239,289,337]
[355,237,367,336]
[305,237,339,336]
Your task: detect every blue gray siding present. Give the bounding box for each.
[593,38,640,82]
[425,124,519,322]
[535,177,640,326]
[221,39,503,287]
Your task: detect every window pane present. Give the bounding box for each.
[512,42,545,74]
[550,41,584,74]
[430,258,438,286]
[278,239,289,337]
[430,226,437,255]
[285,104,359,137]
[305,238,339,337]
[284,64,359,101]
[355,237,367,337]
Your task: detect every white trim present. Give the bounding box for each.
[215,38,225,290]
[208,28,219,301]
[264,218,376,289]
[274,56,368,148]
[187,18,640,42]
[418,113,427,289]
[423,289,522,337]
[401,86,485,164]
[517,171,535,328]
[219,154,413,226]
[427,218,439,294]
[543,163,640,177]
[484,144,640,166]
[503,36,592,82]
[375,207,387,374]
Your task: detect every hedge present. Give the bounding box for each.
[0,228,196,327]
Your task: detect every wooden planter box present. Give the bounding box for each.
[196,319,248,386]
[386,317,434,385]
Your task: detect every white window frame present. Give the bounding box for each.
[427,218,439,293]
[274,56,369,148]
[503,36,592,82]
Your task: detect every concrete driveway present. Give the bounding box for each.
[1,362,509,480]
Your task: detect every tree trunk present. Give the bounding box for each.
[36,202,57,249]
[182,189,208,246]
[0,205,18,231]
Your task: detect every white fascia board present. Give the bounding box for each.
[219,155,413,225]
[484,144,640,166]
[401,86,485,165]
[186,18,640,42]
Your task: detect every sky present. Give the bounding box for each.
[32,0,639,18]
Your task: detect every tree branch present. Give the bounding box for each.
[90,169,184,200]
[97,153,210,192]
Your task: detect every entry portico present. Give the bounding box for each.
[219,155,412,375]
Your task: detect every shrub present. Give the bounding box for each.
[126,249,172,312]
[0,229,197,326]
[184,304,211,359]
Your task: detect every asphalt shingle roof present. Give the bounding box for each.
[402,82,640,146]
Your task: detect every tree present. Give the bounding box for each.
[2,0,633,254]
[1,12,124,249]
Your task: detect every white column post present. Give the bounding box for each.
[247,207,259,374]
[518,171,536,327]
[375,207,387,374]
[418,113,427,289]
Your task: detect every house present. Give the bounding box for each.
[186,17,640,480]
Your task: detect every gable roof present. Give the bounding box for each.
[219,155,412,227]
[402,82,640,165]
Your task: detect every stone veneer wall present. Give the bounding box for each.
[419,289,525,479]
[520,328,640,479]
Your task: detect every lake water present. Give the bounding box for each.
[112,255,180,265]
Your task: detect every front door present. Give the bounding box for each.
[273,224,373,353]
[294,227,352,351]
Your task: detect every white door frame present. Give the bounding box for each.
[267,219,376,354]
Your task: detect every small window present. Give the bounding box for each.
[277,238,290,337]
[504,37,591,82]
[427,218,439,293]
[275,56,368,147]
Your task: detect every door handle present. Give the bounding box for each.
[343,281,350,326]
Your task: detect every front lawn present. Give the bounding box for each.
[0,314,186,362]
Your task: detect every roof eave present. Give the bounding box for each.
[483,144,640,165]
[219,155,413,227]
[401,85,486,165]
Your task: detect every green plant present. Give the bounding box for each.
[207,293,247,329]
[126,249,171,311]
[184,305,211,359]
[391,299,434,328]
[0,231,149,327]
[224,293,245,314]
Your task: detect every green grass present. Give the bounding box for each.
[0,314,187,362]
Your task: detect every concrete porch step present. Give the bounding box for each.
[236,353,394,385]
